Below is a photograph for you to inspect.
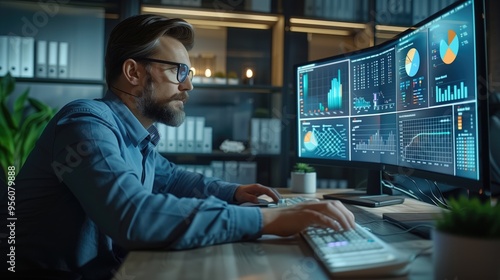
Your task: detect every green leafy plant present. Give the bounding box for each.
[213,71,225,78]
[292,162,315,173]
[227,71,238,79]
[435,196,500,239]
[0,73,56,178]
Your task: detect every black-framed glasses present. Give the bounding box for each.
[135,57,193,83]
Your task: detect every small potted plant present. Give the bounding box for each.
[213,71,226,84]
[433,196,500,279]
[0,73,56,178]
[290,163,316,193]
[227,71,239,85]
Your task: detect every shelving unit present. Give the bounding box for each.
[5,0,495,189]
[14,78,106,86]
[0,1,109,109]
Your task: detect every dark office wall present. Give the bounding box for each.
[487,0,500,92]
[226,28,272,85]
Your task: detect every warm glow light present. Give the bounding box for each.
[141,6,279,22]
[375,32,398,39]
[375,25,410,32]
[245,69,253,79]
[205,69,212,78]
[186,19,269,30]
[289,26,351,36]
[190,67,196,76]
[290,18,366,29]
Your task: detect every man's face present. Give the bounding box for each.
[136,36,193,127]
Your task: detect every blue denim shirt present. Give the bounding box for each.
[13,91,262,279]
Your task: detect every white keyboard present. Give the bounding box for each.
[276,197,410,278]
[267,196,319,207]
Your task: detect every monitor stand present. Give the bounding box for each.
[322,170,404,207]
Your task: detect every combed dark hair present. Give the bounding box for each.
[105,14,194,86]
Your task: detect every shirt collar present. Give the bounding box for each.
[147,125,160,146]
[103,90,159,147]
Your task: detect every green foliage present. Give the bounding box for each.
[227,71,238,79]
[253,108,270,118]
[292,162,315,173]
[0,73,56,178]
[435,195,500,239]
[213,71,225,78]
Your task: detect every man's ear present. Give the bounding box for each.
[122,58,142,86]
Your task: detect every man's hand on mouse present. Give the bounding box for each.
[233,184,281,204]
[260,200,356,236]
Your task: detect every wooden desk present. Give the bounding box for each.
[112,189,441,280]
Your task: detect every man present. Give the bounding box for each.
[9,14,355,279]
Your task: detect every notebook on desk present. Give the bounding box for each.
[382,212,440,239]
[323,193,405,207]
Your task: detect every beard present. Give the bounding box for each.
[137,74,188,127]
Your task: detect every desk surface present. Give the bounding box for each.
[113,188,441,280]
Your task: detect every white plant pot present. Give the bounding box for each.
[290,172,316,194]
[433,229,500,280]
[191,76,202,84]
[202,77,214,84]
[214,77,226,84]
[227,78,239,85]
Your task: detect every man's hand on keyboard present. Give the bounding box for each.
[260,200,355,237]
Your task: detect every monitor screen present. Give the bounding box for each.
[294,0,489,195]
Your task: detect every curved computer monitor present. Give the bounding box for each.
[294,0,490,196]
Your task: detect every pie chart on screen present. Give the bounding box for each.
[303,131,318,151]
[440,30,459,64]
[405,48,420,77]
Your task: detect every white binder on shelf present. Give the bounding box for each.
[195,165,205,175]
[155,123,168,153]
[268,118,281,154]
[47,41,58,78]
[211,161,224,180]
[412,0,425,24]
[345,0,355,21]
[185,165,195,173]
[0,36,8,76]
[58,41,69,78]
[202,127,212,153]
[185,116,195,151]
[304,0,315,17]
[36,40,47,78]
[176,122,186,152]
[224,161,238,182]
[194,116,205,152]
[314,0,322,17]
[238,162,257,184]
[250,118,260,154]
[430,0,440,14]
[7,36,21,77]
[323,0,332,19]
[165,125,177,153]
[259,118,270,154]
[20,37,34,78]
[204,167,213,178]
